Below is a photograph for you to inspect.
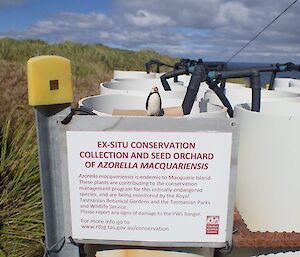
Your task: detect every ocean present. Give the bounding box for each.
[228,62,300,87]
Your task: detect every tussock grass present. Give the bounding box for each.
[0,60,28,122]
[0,107,44,257]
[0,38,176,257]
[227,77,250,87]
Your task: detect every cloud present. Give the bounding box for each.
[112,0,222,29]
[0,0,24,7]
[29,12,113,36]
[1,0,300,62]
[125,10,174,27]
[111,0,300,62]
[216,1,250,26]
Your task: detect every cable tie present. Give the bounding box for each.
[43,237,66,257]
[68,236,87,257]
[61,106,97,125]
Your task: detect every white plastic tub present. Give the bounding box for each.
[94,249,212,257]
[275,87,300,94]
[177,74,192,87]
[273,78,300,94]
[79,94,151,115]
[235,102,300,232]
[255,251,300,257]
[205,87,300,108]
[193,101,227,118]
[154,74,191,87]
[113,70,156,79]
[112,78,184,87]
[273,78,293,88]
[102,80,213,102]
[100,80,186,100]
[273,77,300,89]
[79,94,227,118]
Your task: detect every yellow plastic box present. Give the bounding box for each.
[27,55,73,106]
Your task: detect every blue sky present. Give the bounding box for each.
[1,0,300,63]
[0,0,111,32]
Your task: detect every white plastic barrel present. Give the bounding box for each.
[289,78,300,88]
[177,74,192,86]
[101,80,213,102]
[100,81,186,100]
[192,101,227,118]
[154,74,191,87]
[275,87,300,94]
[273,77,300,89]
[273,78,300,94]
[273,78,293,88]
[113,70,156,79]
[79,95,227,118]
[193,82,209,101]
[201,82,244,104]
[176,75,223,99]
[94,249,213,257]
[235,102,300,232]
[155,72,165,79]
[79,94,151,115]
[205,87,300,108]
[112,78,184,87]
[255,251,300,257]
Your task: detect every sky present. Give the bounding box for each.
[0,0,300,63]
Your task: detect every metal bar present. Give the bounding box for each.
[209,83,233,117]
[220,79,226,92]
[182,65,206,115]
[269,71,277,90]
[160,68,187,91]
[35,104,80,257]
[210,67,279,80]
[250,73,261,112]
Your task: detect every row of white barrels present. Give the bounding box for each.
[81,71,300,257]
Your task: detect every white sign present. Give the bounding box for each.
[66,131,232,243]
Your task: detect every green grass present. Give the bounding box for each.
[227,77,250,87]
[0,38,176,71]
[0,107,44,257]
[0,38,178,257]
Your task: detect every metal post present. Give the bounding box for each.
[160,68,187,91]
[269,71,277,90]
[219,79,226,92]
[156,63,160,73]
[250,71,261,112]
[35,105,80,257]
[182,64,206,115]
[207,81,233,118]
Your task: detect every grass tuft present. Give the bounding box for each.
[0,107,44,257]
[0,38,177,257]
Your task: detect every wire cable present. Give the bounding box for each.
[226,0,298,63]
